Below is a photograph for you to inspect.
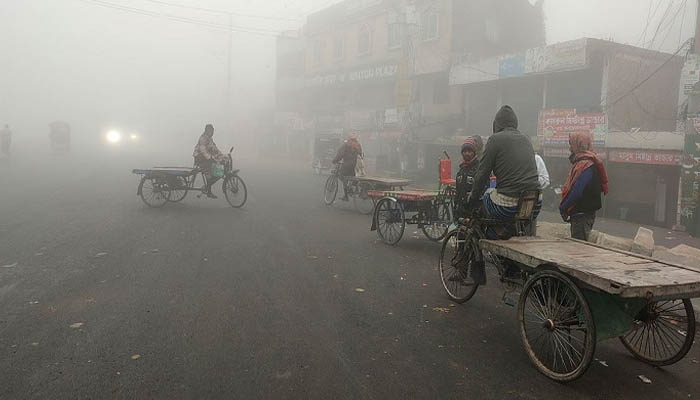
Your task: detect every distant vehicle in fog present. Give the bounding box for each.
[49,121,71,154]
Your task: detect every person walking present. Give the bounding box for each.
[559,133,609,241]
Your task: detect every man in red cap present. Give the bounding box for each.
[453,137,480,220]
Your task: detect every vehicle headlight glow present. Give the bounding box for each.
[106,130,121,143]
[129,133,139,140]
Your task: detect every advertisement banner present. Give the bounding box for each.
[498,54,525,78]
[525,39,588,74]
[538,108,607,146]
[608,150,682,165]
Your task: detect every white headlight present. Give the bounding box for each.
[106,130,121,143]
[130,133,139,140]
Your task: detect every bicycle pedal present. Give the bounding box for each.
[502,294,517,307]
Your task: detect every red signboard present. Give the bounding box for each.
[608,150,682,166]
[539,108,607,146]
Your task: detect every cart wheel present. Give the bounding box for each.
[374,198,405,245]
[353,184,375,215]
[619,299,696,366]
[223,175,247,208]
[168,176,189,203]
[439,230,479,303]
[324,175,339,205]
[519,270,596,382]
[422,201,451,241]
[138,176,170,208]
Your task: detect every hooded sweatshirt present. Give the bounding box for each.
[470,106,540,200]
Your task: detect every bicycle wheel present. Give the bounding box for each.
[324,175,338,205]
[519,270,595,382]
[620,299,695,366]
[223,175,247,208]
[168,176,189,203]
[374,198,405,245]
[353,183,375,215]
[138,176,170,207]
[422,201,451,241]
[439,230,479,303]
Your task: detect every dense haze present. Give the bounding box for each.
[0,0,697,157]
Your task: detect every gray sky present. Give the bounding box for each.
[0,0,696,142]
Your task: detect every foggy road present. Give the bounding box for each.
[0,154,698,399]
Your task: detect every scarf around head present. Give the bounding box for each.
[561,133,609,212]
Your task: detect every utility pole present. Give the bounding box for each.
[695,0,700,53]
[226,13,233,134]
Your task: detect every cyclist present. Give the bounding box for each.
[193,124,224,198]
[465,105,540,283]
[332,134,363,201]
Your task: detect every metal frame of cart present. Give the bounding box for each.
[323,167,412,215]
[369,188,453,245]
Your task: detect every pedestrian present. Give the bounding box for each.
[560,133,609,241]
[0,124,12,157]
[531,143,550,236]
[453,137,480,220]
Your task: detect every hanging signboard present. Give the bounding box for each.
[538,108,607,146]
[525,38,588,74]
[608,149,682,165]
[306,63,398,88]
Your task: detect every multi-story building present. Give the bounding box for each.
[274,0,544,173]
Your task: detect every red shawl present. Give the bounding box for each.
[561,133,609,207]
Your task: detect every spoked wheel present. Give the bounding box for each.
[353,184,375,215]
[374,198,405,245]
[519,270,596,382]
[138,176,171,207]
[439,230,479,303]
[324,175,339,205]
[223,175,248,208]
[620,299,696,366]
[421,201,451,241]
[168,176,189,203]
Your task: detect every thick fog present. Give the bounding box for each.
[1,0,696,160]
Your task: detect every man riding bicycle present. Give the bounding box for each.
[193,124,225,199]
[464,105,541,283]
[332,134,363,201]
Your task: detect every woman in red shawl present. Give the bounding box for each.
[559,133,609,240]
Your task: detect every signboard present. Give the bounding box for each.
[680,126,700,233]
[678,54,700,107]
[499,54,525,78]
[543,146,607,160]
[306,63,398,88]
[525,38,588,74]
[538,108,607,146]
[608,150,682,166]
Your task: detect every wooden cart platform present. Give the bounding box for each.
[347,176,412,187]
[366,189,440,202]
[480,237,700,300]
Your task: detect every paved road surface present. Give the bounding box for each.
[0,153,698,399]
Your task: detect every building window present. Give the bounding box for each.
[485,19,501,43]
[333,37,344,60]
[388,23,402,49]
[313,40,324,66]
[421,12,439,41]
[357,25,372,56]
[433,76,449,104]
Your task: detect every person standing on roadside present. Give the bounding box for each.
[560,133,609,241]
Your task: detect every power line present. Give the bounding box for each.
[605,38,692,111]
[137,0,301,21]
[79,0,292,36]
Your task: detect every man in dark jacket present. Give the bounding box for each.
[467,105,540,219]
[453,137,480,220]
[333,134,363,201]
[560,133,609,241]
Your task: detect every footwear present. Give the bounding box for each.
[206,191,218,199]
[340,196,350,202]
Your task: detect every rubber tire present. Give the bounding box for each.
[138,176,170,208]
[374,198,405,245]
[168,176,189,203]
[619,298,696,366]
[421,201,451,242]
[353,184,375,215]
[324,175,338,206]
[518,270,596,382]
[439,230,479,303]
[223,175,247,208]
